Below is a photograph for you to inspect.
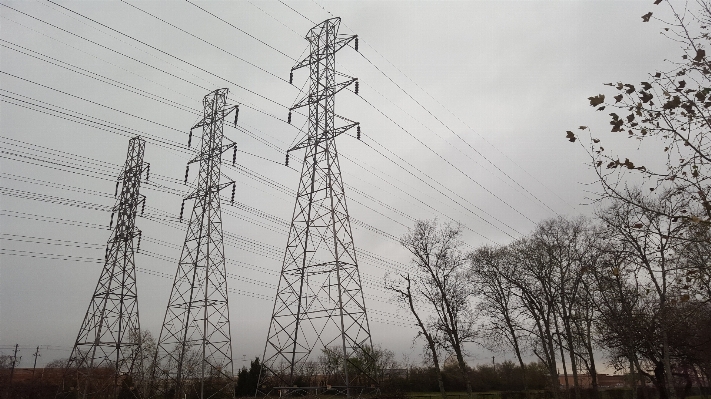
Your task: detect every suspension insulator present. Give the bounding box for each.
[188,129,193,148]
[184,165,190,184]
[234,107,239,126]
[357,125,361,140]
[285,153,290,167]
[145,164,150,181]
[136,232,142,252]
[179,200,186,222]
[105,249,109,262]
[355,81,359,95]
[114,181,120,198]
[289,70,294,84]
[109,212,115,230]
[288,111,292,124]
[232,146,237,166]
[355,37,359,52]
[141,200,146,216]
[231,182,236,205]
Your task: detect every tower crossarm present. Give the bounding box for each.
[191,105,239,130]
[290,77,358,111]
[187,141,237,166]
[288,122,359,153]
[291,34,357,72]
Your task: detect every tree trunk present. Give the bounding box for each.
[431,345,447,399]
[662,329,677,399]
[502,297,528,394]
[585,319,598,397]
[403,276,447,399]
[453,348,473,399]
[544,319,560,399]
[555,320,570,397]
[562,316,581,399]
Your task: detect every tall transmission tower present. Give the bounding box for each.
[151,88,238,399]
[65,136,149,398]
[258,17,377,398]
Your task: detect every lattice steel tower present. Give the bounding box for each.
[66,135,149,398]
[152,88,238,399]
[259,18,376,397]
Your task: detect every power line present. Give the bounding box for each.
[0,39,200,115]
[118,0,289,84]
[2,2,524,244]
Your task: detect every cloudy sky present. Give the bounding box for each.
[0,0,680,370]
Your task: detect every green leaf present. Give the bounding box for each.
[614,94,623,103]
[642,12,653,22]
[566,131,577,142]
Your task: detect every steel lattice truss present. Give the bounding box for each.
[152,88,238,399]
[259,18,377,397]
[66,136,148,398]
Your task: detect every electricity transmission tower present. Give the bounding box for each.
[258,17,377,398]
[65,136,149,398]
[151,88,238,399]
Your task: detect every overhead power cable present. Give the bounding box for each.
[4,2,527,243]
[44,0,290,109]
[0,15,205,106]
[183,0,295,60]
[118,0,289,83]
[0,39,200,115]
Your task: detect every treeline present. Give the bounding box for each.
[385,0,711,398]
[382,361,551,394]
[388,195,710,399]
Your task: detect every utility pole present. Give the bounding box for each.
[258,17,376,398]
[152,88,238,399]
[65,136,149,399]
[32,346,40,377]
[9,344,19,383]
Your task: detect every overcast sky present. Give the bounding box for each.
[0,0,681,370]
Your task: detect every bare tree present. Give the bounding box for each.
[386,273,447,399]
[399,220,477,398]
[469,246,529,393]
[597,189,690,399]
